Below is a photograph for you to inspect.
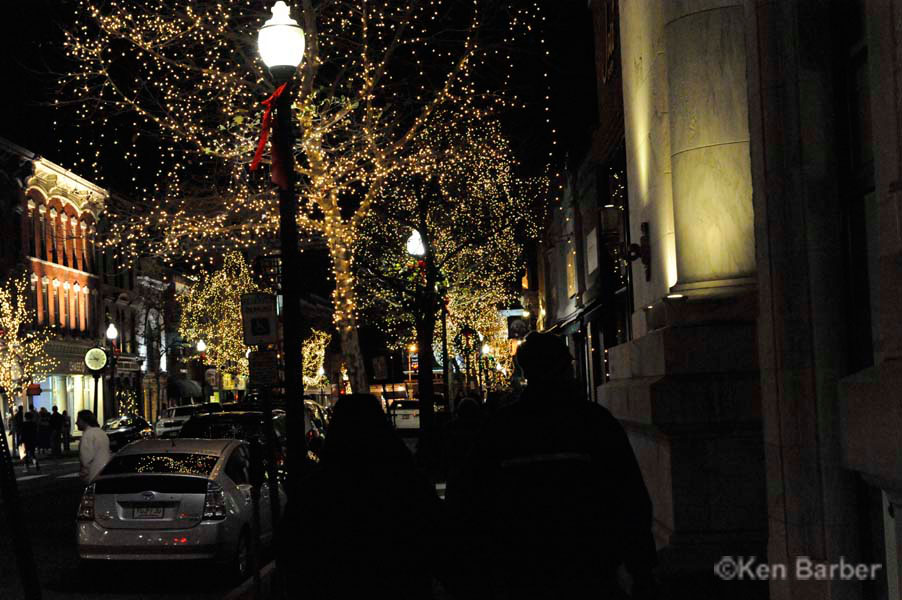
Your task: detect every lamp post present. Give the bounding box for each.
[258,1,307,501]
[481,343,491,399]
[407,230,451,413]
[196,340,209,402]
[106,322,118,419]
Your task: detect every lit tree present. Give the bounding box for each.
[302,329,331,389]
[0,273,56,409]
[177,251,261,379]
[355,113,544,429]
[57,0,548,393]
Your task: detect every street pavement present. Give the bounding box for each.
[0,452,231,600]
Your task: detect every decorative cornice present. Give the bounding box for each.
[25,158,108,220]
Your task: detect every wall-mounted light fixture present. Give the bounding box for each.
[625,221,651,281]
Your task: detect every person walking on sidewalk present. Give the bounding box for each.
[445,331,659,600]
[20,411,39,472]
[38,406,52,455]
[50,405,64,457]
[280,394,447,599]
[62,410,72,453]
[9,405,23,459]
[76,410,110,483]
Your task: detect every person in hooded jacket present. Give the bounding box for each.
[445,331,659,600]
[279,393,446,600]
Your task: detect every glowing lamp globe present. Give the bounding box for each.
[406,230,426,257]
[105,323,118,341]
[196,340,208,353]
[258,1,305,75]
[481,344,491,355]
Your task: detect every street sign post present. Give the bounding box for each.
[241,293,279,346]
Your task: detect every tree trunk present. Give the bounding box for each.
[330,243,369,393]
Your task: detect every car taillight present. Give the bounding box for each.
[203,481,227,520]
[77,483,95,521]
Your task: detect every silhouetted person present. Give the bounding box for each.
[280,394,445,599]
[50,405,64,457]
[439,396,483,482]
[10,405,23,458]
[37,406,51,455]
[445,332,658,600]
[62,410,72,452]
[20,411,39,472]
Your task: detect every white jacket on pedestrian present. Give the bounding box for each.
[79,426,111,483]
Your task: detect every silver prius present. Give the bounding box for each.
[77,439,283,580]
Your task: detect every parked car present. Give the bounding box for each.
[154,403,222,438]
[389,400,420,430]
[177,411,289,468]
[76,438,285,581]
[102,415,154,453]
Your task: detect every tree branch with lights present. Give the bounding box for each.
[177,251,262,379]
[0,273,57,410]
[58,0,547,393]
[355,113,545,424]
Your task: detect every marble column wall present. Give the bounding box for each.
[666,1,755,291]
[619,0,677,337]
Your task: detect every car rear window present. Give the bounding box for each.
[102,453,219,476]
[174,407,197,417]
[392,401,419,410]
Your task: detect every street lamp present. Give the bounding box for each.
[258,0,306,503]
[106,323,119,419]
[406,230,426,257]
[196,339,207,353]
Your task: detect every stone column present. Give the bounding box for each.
[609,1,765,584]
[665,1,755,296]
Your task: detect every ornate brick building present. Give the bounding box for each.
[0,138,109,432]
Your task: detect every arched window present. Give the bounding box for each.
[37,206,47,261]
[41,277,49,325]
[27,200,36,257]
[74,284,81,332]
[29,274,38,325]
[53,280,62,328]
[49,209,59,264]
[60,214,70,268]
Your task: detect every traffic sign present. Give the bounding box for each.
[249,351,280,387]
[241,293,278,345]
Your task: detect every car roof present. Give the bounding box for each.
[187,411,264,420]
[115,438,235,456]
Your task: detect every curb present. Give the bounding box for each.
[223,561,276,600]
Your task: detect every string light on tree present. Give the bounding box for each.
[58,0,552,393]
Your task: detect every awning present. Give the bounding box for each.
[167,378,203,398]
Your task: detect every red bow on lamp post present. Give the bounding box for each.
[249,82,290,190]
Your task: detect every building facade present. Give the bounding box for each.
[0,138,109,437]
[533,1,900,598]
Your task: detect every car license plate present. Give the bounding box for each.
[134,506,164,519]
[401,415,410,419]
